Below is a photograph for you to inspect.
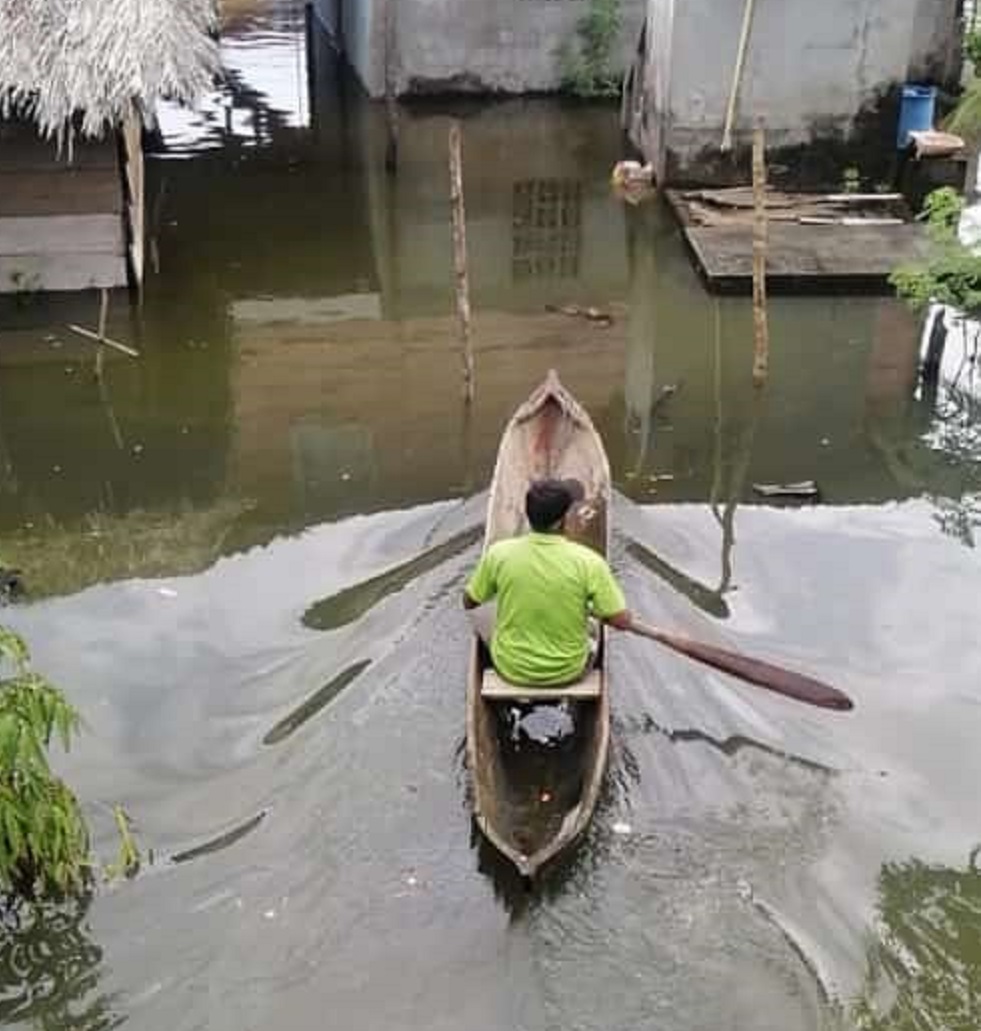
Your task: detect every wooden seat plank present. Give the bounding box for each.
[481,668,602,700]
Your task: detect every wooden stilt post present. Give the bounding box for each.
[448,121,475,404]
[751,120,769,386]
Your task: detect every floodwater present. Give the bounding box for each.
[1,3,980,1029]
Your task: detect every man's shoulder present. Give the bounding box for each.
[558,538,608,565]
[485,536,525,563]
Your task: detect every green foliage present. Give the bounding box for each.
[103,805,141,881]
[890,188,981,319]
[559,0,622,99]
[966,28,981,71]
[946,76,981,140]
[920,186,965,238]
[0,626,90,898]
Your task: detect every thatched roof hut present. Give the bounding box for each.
[0,0,219,141]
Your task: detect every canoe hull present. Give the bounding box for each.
[466,370,611,879]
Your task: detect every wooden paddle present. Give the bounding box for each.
[622,620,853,711]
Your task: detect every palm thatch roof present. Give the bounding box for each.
[0,0,220,141]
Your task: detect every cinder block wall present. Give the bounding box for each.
[628,0,962,180]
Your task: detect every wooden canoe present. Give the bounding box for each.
[466,370,611,879]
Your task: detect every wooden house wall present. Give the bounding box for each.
[0,120,129,294]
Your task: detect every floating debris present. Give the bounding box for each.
[612,821,632,836]
[752,480,820,499]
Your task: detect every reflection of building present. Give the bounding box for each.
[229,312,627,519]
[358,102,630,319]
[0,0,217,293]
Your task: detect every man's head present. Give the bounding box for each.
[525,478,585,532]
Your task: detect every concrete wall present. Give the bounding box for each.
[312,0,383,94]
[627,0,963,179]
[397,0,644,94]
[315,0,646,96]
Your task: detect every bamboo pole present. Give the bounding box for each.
[67,323,140,358]
[721,0,757,152]
[751,121,769,386]
[448,121,475,404]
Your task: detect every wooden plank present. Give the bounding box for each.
[0,214,123,256]
[0,253,127,293]
[682,222,934,292]
[481,668,602,700]
[0,170,123,216]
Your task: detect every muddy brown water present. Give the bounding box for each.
[1,3,981,1029]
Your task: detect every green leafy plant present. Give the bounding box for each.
[559,0,622,98]
[0,626,91,898]
[103,805,141,881]
[890,188,981,318]
[966,28,981,71]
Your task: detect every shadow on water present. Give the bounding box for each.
[0,897,121,1031]
[624,539,731,618]
[617,712,835,775]
[171,809,269,864]
[852,848,981,1031]
[262,659,373,745]
[301,527,481,631]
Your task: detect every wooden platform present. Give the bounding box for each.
[0,119,134,294]
[481,668,602,701]
[666,189,934,294]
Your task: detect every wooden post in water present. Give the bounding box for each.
[448,121,475,404]
[95,287,109,380]
[751,121,769,386]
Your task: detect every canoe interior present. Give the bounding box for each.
[467,371,611,878]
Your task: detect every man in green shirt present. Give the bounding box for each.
[463,478,632,686]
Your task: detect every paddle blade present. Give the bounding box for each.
[628,622,853,712]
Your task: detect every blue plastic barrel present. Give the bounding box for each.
[896,84,937,149]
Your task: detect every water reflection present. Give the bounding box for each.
[854,849,981,1031]
[0,898,120,1031]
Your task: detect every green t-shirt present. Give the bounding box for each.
[466,532,626,685]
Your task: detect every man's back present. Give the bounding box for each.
[466,532,625,685]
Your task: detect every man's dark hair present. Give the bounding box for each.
[525,478,584,532]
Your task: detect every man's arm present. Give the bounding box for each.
[463,548,497,610]
[588,553,631,630]
[603,609,633,631]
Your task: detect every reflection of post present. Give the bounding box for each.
[624,204,659,474]
[752,121,769,386]
[711,298,764,596]
[717,390,764,594]
[384,0,399,174]
[448,122,475,404]
[95,287,109,381]
[0,410,16,495]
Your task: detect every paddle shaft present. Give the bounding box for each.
[623,620,853,711]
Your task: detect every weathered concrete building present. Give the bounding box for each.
[624,0,964,182]
[313,0,646,95]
